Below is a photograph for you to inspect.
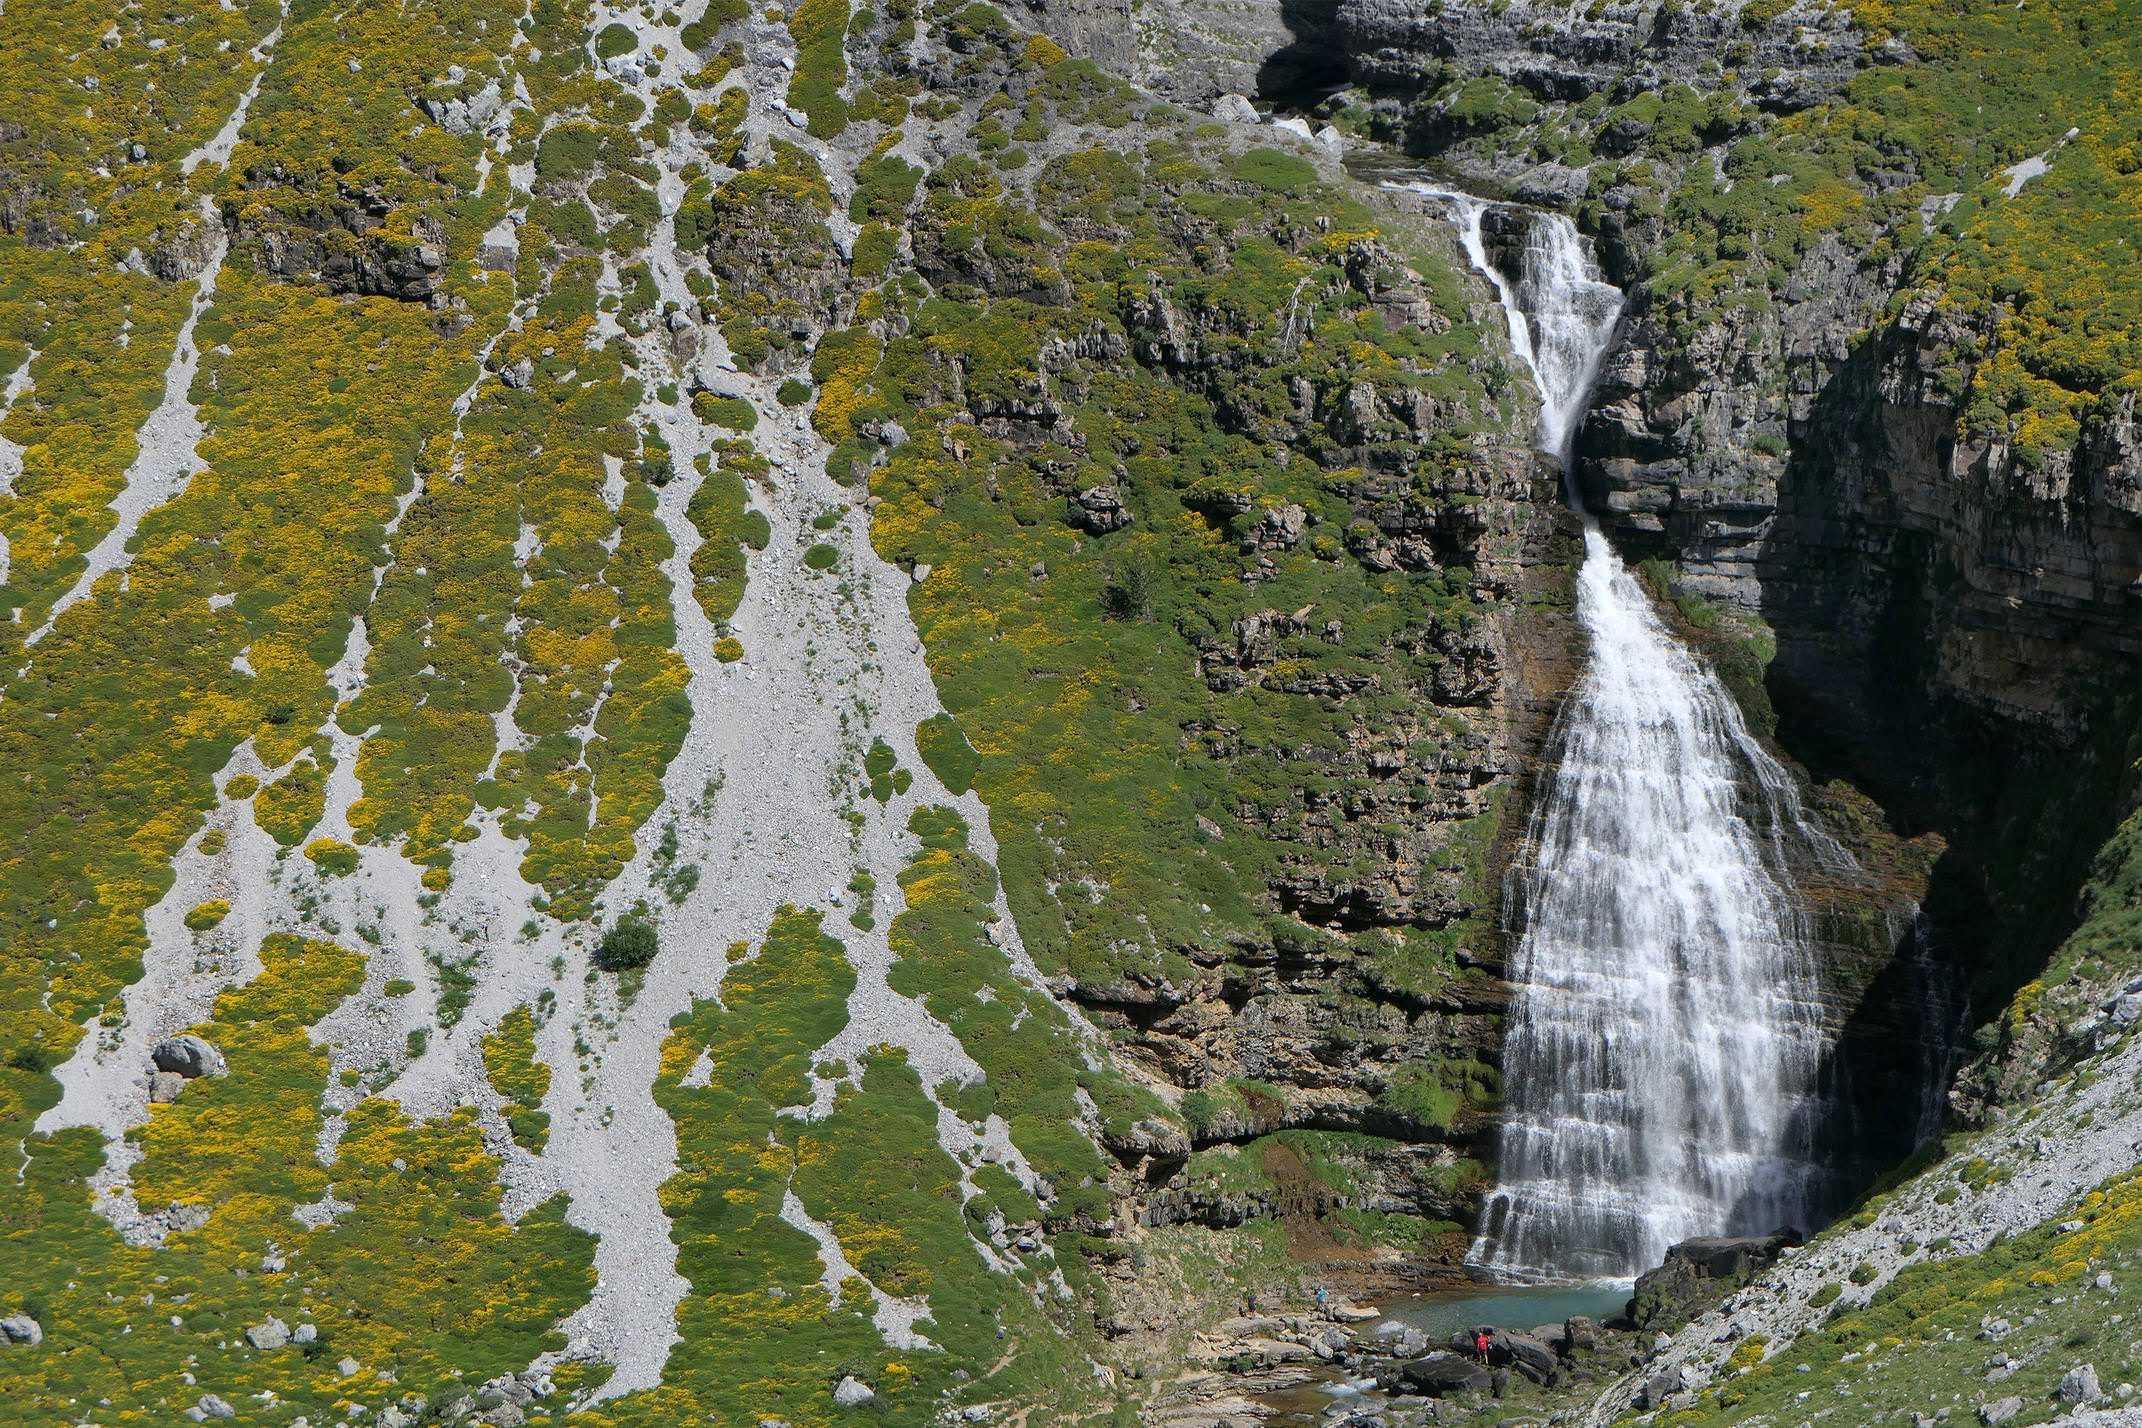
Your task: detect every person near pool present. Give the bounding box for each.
[1473,1327,1492,1363]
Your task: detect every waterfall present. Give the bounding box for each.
[1405,184,1833,1281]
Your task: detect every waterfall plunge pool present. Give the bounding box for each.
[1249,1283,1633,1426]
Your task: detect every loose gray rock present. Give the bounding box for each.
[147,1070,187,1104]
[2060,1363,2103,1405]
[291,1322,317,1345]
[192,1394,237,1421]
[1978,1397,2023,1425]
[833,1376,875,1407]
[245,1317,289,1350]
[1210,93,1260,125]
[1512,162,1591,207]
[151,1034,226,1079]
[0,1315,42,1346]
[1637,1365,1684,1410]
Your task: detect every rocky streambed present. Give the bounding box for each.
[1149,1233,1807,1427]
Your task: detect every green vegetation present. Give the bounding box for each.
[684,452,766,630]
[886,806,1165,1237]
[692,392,758,431]
[594,916,661,971]
[482,1007,552,1151]
[864,737,913,801]
[183,900,231,932]
[594,906,1121,1425]
[0,936,593,1423]
[1680,1168,2142,1423]
[914,712,980,794]
[860,116,1509,1006]
[785,0,851,139]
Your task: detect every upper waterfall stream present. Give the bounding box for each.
[1404,184,1836,1282]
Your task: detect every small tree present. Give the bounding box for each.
[1101,551,1155,622]
[594,916,660,971]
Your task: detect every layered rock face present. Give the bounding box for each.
[1012,0,1342,102]
[1311,0,2142,1129]
[1340,0,1864,127]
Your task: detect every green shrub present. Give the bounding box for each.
[594,22,636,58]
[535,123,603,183]
[777,377,814,406]
[305,838,361,877]
[786,0,851,139]
[915,713,980,796]
[184,899,231,932]
[1848,1262,1879,1285]
[692,392,758,431]
[1226,147,1317,195]
[714,636,745,663]
[595,916,661,971]
[803,542,840,570]
[1809,1282,1842,1307]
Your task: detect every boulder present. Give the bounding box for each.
[149,1072,185,1104]
[1636,1365,1683,1410]
[245,1317,289,1350]
[1210,93,1260,125]
[1066,485,1132,534]
[151,1034,226,1079]
[1492,1328,1561,1385]
[1564,1314,1599,1352]
[1978,1397,2023,1426]
[2059,1363,2102,1405]
[0,1315,41,1346]
[291,1322,317,1345]
[1397,1352,1491,1396]
[833,1376,875,1407]
[191,1395,237,1421]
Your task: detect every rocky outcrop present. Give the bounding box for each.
[1627,1229,1801,1331]
[229,194,449,303]
[1012,0,1344,104]
[1339,0,1866,128]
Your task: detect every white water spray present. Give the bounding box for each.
[1407,184,1833,1280]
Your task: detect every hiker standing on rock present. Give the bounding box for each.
[1473,1327,1493,1364]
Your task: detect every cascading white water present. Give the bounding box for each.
[1406,183,1833,1281]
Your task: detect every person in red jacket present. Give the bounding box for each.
[1473,1328,1492,1364]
